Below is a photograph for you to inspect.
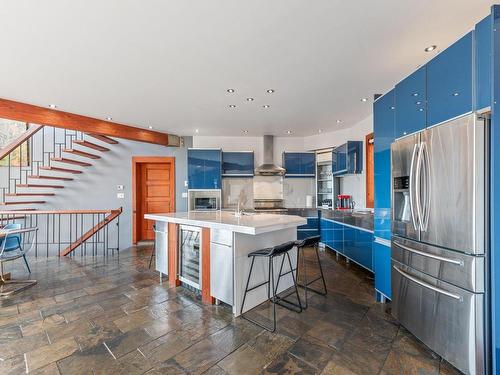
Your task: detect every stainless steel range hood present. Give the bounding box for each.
[255,135,285,176]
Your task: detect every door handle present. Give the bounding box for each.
[393,265,462,301]
[393,241,463,266]
[409,143,420,231]
[421,142,431,232]
[415,142,424,231]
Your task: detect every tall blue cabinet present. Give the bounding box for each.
[395,66,426,138]
[373,89,395,300]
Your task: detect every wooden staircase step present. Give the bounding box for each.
[28,175,74,181]
[63,149,101,159]
[73,140,110,152]
[39,166,82,174]
[17,184,64,189]
[5,193,55,196]
[51,157,92,167]
[86,133,119,144]
[0,201,45,206]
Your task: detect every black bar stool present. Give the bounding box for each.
[295,235,327,309]
[240,241,302,332]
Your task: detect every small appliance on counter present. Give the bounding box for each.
[253,198,288,213]
[188,190,221,211]
[336,194,355,210]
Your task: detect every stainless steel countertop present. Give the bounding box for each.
[286,208,374,232]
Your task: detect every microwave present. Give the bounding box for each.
[193,197,219,211]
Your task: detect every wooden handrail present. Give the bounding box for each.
[0,209,122,215]
[0,98,173,146]
[0,124,43,160]
[60,207,122,256]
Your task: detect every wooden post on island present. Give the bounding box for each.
[201,227,215,305]
[168,223,180,287]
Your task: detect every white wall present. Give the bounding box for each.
[194,114,373,208]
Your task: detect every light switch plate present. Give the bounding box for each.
[117,185,124,191]
[182,192,188,198]
[184,180,188,187]
[117,193,125,199]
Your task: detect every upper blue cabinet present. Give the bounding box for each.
[427,32,473,126]
[188,149,222,189]
[395,66,426,138]
[475,15,492,111]
[332,141,363,176]
[222,151,254,177]
[283,152,315,177]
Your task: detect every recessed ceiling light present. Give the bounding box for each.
[246,98,254,102]
[48,104,57,109]
[286,130,292,134]
[361,98,368,102]
[266,89,275,94]
[148,125,153,129]
[336,120,342,124]
[227,89,235,93]
[262,105,270,108]
[105,117,112,121]
[195,129,199,133]
[318,129,323,133]
[425,45,437,52]
[243,130,248,134]
[229,104,236,108]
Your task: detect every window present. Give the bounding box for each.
[0,118,29,166]
[365,132,374,208]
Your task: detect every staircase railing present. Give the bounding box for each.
[0,123,113,207]
[0,208,122,257]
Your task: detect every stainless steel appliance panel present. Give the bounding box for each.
[391,133,420,241]
[210,242,234,305]
[419,115,485,254]
[154,221,168,276]
[392,236,484,292]
[391,260,484,375]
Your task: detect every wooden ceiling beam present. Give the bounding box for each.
[0,98,175,146]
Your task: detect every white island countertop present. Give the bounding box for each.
[144,211,307,235]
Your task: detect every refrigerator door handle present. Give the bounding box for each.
[393,265,463,301]
[393,242,464,266]
[409,143,420,230]
[421,141,431,232]
[415,142,424,231]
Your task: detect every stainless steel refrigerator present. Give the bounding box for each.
[391,113,487,375]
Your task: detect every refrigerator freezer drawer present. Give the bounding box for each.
[392,237,485,293]
[391,260,484,375]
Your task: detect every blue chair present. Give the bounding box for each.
[0,224,38,297]
[1,224,31,273]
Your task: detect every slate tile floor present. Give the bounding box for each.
[0,244,462,374]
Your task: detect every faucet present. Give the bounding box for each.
[234,202,243,218]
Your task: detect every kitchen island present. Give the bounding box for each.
[145,211,306,316]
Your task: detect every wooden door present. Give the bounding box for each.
[138,162,174,241]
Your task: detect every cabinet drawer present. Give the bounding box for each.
[391,260,483,375]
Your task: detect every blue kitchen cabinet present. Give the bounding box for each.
[395,66,426,138]
[374,90,395,241]
[332,141,362,176]
[320,218,333,249]
[475,15,492,111]
[222,151,254,176]
[188,149,222,189]
[373,240,392,299]
[344,226,373,271]
[332,221,344,253]
[297,217,319,240]
[427,32,473,126]
[283,152,316,177]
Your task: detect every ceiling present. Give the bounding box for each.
[0,0,493,137]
